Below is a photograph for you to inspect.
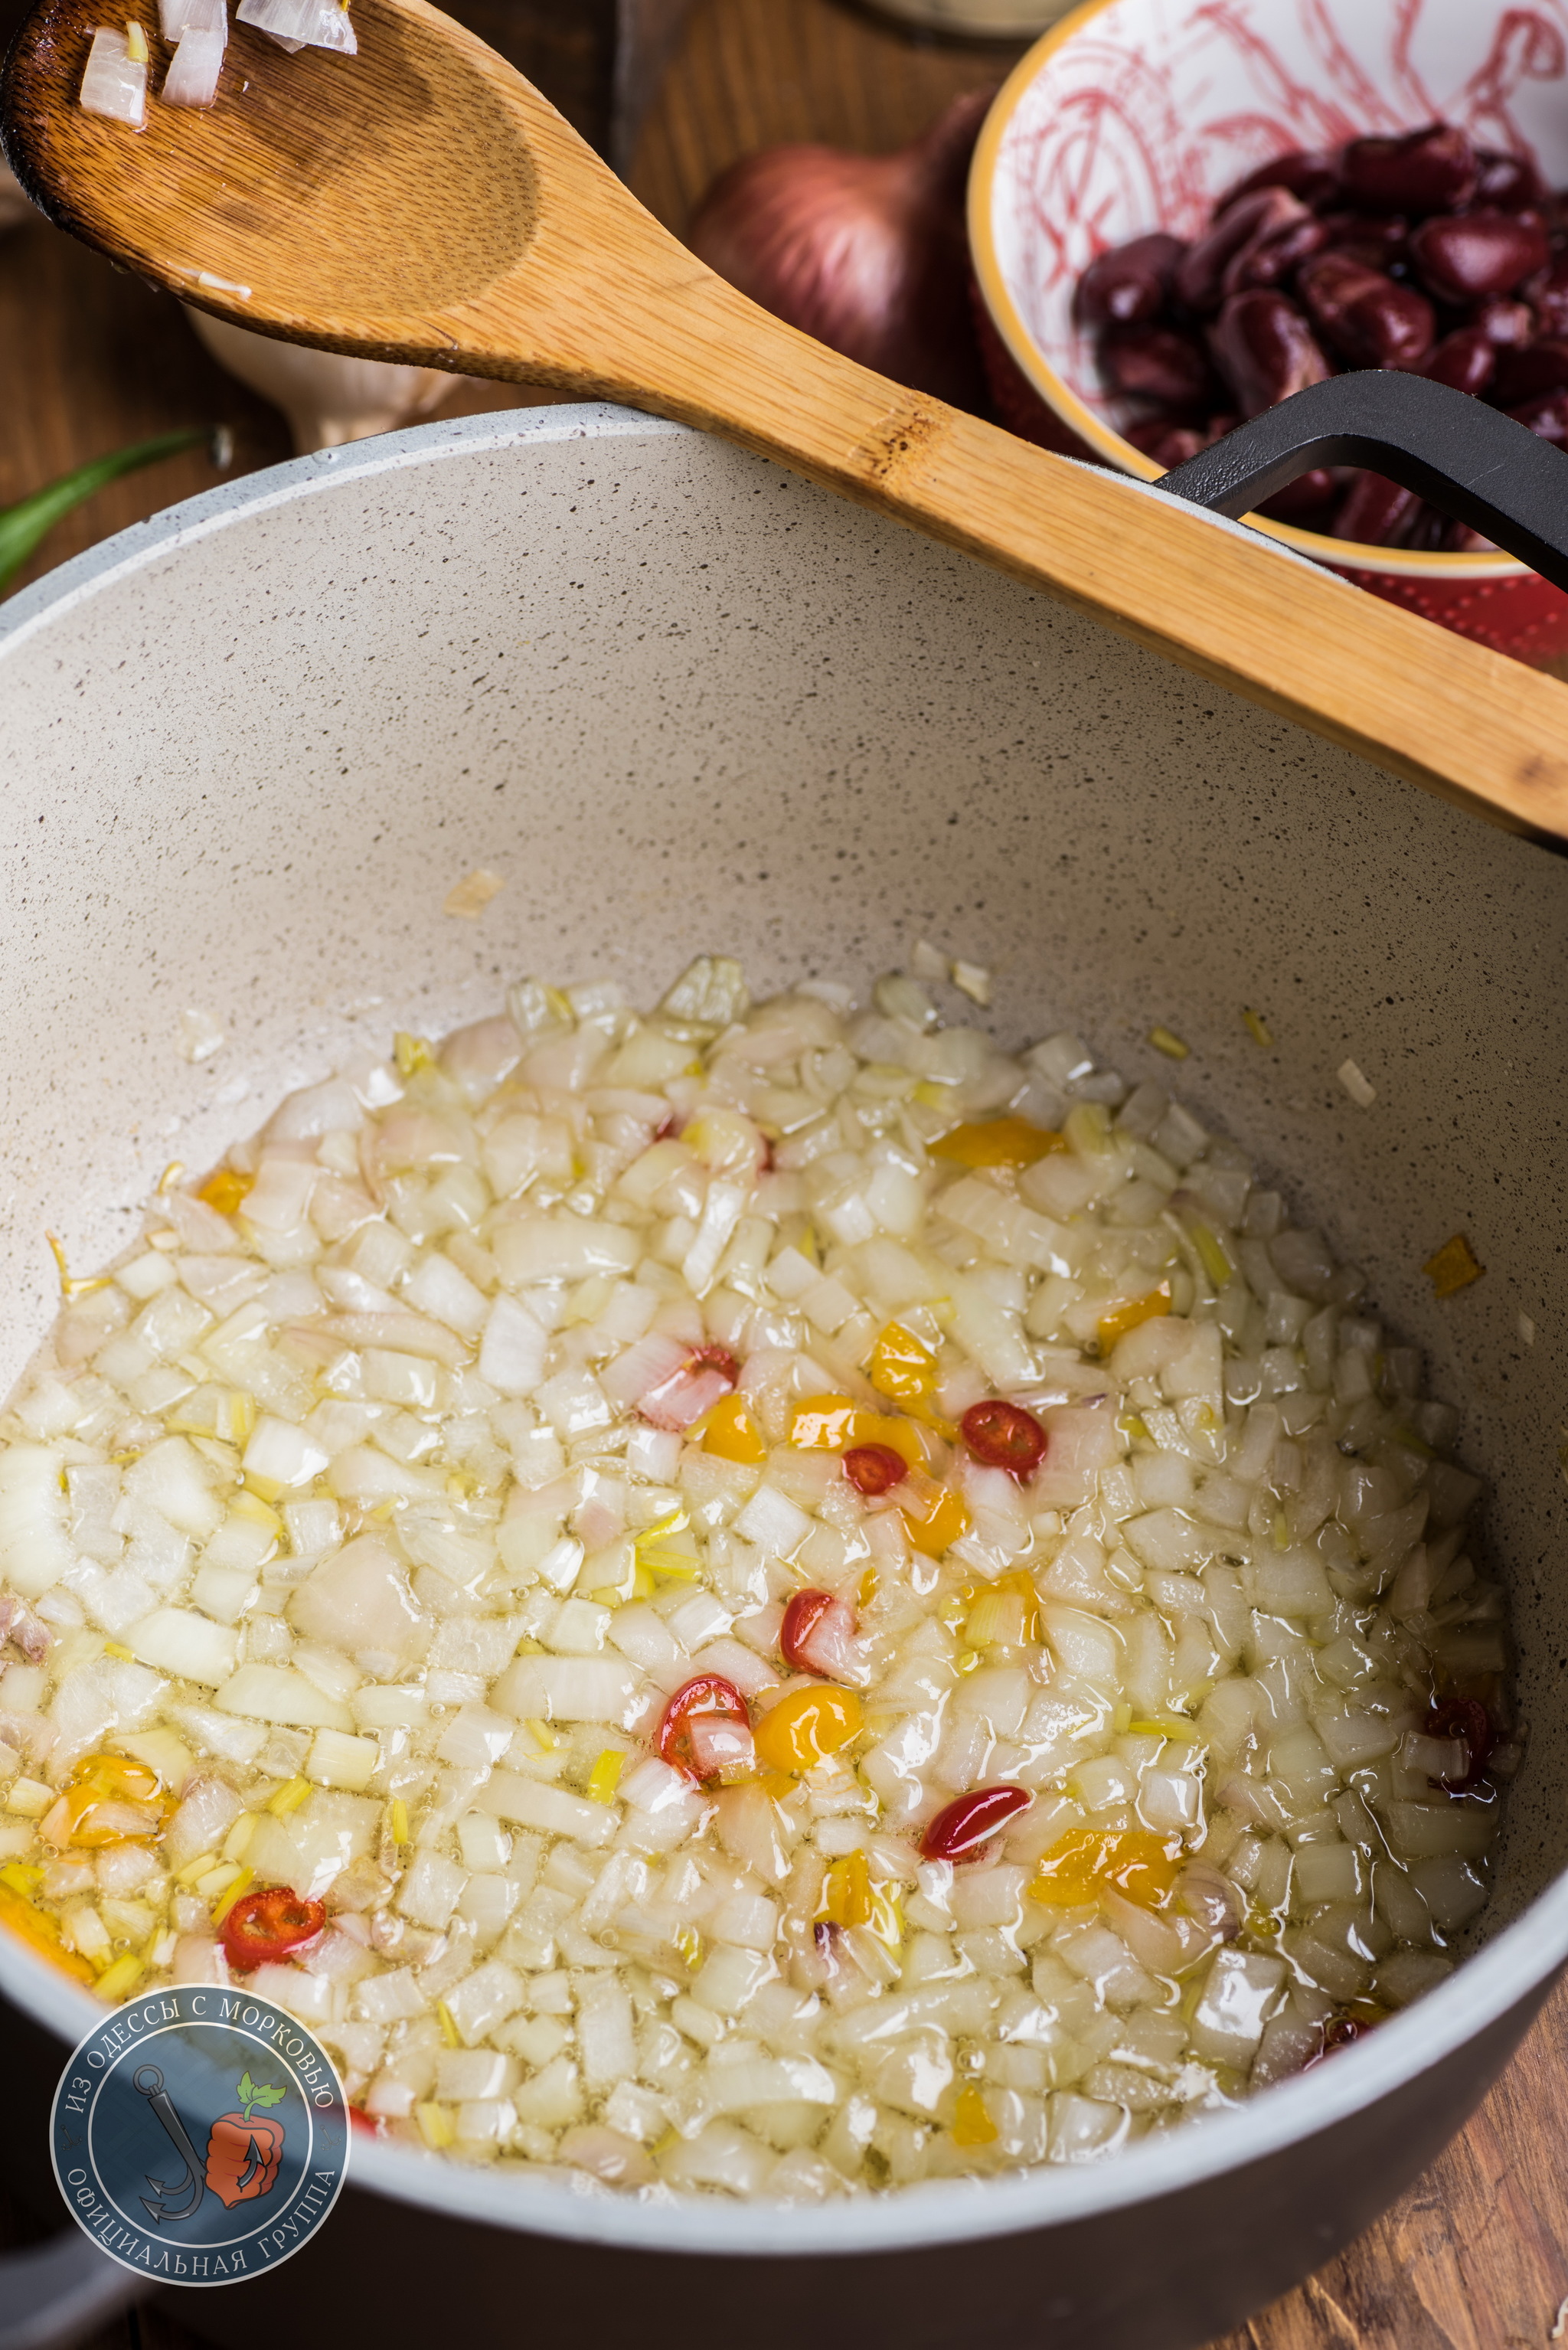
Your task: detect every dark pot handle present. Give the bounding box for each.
[0,2231,143,2350]
[1152,370,1568,593]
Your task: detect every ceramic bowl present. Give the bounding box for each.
[967,0,1568,660]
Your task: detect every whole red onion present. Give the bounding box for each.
[688,91,994,410]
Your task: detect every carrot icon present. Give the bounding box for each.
[204,2071,286,2209]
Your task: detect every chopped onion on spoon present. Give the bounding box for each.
[159,0,223,38]
[162,24,224,106]
[79,27,148,126]
[235,0,355,54]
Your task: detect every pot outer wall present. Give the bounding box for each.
[0,1976,1553,2350]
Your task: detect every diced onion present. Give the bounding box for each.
[234,0,354,53]
[162,25,225,109]
[0,955,1504,2204]
[79,28,147,126]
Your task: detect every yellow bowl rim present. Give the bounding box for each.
[965,0,1532,585]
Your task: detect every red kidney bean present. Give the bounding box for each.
[1124,419,1209,466]
[1422,326,1496,397]
[1494,338,1568,405]
[1074,232,1185,328]
[1474,149,1546,211]
[1317,210,1410,275]
[1411,209,1550,304]
[1400,503,1452,552]
[1223,148,1341,213]
[1210,290,1332,417]
[1296,251,1435,369]
[1440,518,1498,554]
[1259,468,1340,521]
[1341,123,1477,215]
[1332,470,1419,546]
[1527,255,1568,334]
[1079,120,1568,500]
[1125,414,1236,467]
[920,1783,1032,1863]
[1510,388,1568,445]
[1468,296,1535,347]
[1222,210,1328,298]
[1174,187,1310,315]
[1101,322,1217,412]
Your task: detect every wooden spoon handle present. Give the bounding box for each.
[670,311,1568,845]
[11,0,1565,844]
[454,190,1568,845]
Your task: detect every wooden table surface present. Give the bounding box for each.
[0,1,1563,2343]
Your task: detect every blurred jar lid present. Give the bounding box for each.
[861,0,1072,32]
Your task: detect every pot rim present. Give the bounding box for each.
[966,0,1534,585]
[0,401,1560,2257]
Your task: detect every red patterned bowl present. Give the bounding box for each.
[966,0,1568,662]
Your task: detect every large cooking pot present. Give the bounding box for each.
[0,401,1565,2350]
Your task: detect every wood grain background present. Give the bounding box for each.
[0,0,1022,594]
[0,0,1564,2340]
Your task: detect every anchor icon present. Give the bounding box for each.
[132,2063,207,2224]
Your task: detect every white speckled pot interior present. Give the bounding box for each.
[0,403,1565,2261]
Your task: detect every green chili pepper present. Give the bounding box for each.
[0,427,224,593]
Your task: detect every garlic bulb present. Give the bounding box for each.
[185,309,451,455]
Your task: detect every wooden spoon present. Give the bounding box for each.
[5,0,1568,842]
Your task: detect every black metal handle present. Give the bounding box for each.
[1153,371,1568,593]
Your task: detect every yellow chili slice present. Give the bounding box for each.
[701,1393,768,1464]
[0,1881,95,1983]
[868,1322,936,1404]
[57,1754,169,1847]
[952,2081,999,2148]
[753,1685,863,1775]
[1097,1281,1172,1353]
[1031,1827,1180,1912]
[930,1116,1066,1168]
[900,1472,971,1557]
[789,1394,863,1450]
[198,1167,254,1216]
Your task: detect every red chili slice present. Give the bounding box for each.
[638,1343,742,1432]
[781,1589,858,1679]
[843,1443,908,1496]
[920,1783,1032,1863]
[960,1400,1047,1481]
[1309,2013,1377,2066]
[1426,1697,1493,1793]
[655,1673,753,1785]
[220,1885,326,1972]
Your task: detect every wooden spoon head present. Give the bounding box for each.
[2,0,561,357]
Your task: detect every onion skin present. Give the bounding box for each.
[688,90,995,411]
